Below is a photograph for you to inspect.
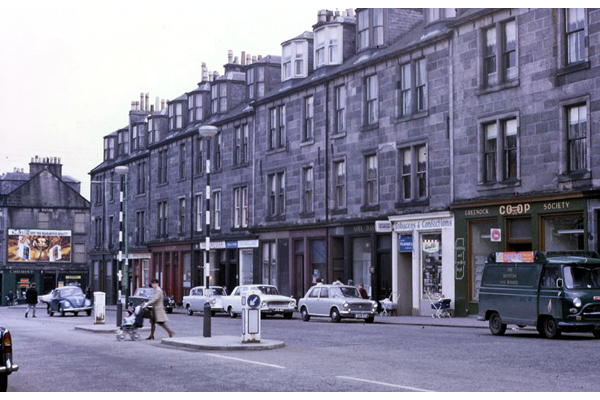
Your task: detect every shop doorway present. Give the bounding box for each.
[293,239,305,300]
[398,252,413,315]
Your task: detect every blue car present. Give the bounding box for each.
[48,286,92,317]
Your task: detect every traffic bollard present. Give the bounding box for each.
[203,301,211,337]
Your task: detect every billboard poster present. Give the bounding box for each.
[7,229,72,262]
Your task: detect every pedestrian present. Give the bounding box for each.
[7,290,15,306]
[143,279,174,340]
[347,279,354,286]
[358,283,369,299]
[25,283,38,318]
[333,277,342,285]
[222,286,228,296]
[85,286,94,304]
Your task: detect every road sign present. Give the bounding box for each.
[247,294,261,309]
[490,229,501,242]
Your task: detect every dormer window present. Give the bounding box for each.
[104,137,115,160]
[282,41,308,80]
[425,8,457,24]
[357,9,384,51]
[147,118,160,145]
[211,83,227,114]
[130,124,145,151]
[168,102,183,130]
[247,66,265,100]
[188,93,203,123]
[314,25,342,68]
[118,130,129,156]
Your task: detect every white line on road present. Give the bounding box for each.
[206,354,286,369]
[336,376,433,392]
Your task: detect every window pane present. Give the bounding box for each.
[504,119,518,179]
[417,145,427,198]
[543,214,584,251]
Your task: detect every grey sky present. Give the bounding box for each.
[0,1,350,199]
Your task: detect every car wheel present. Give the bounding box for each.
[365,316,375,324]
[60,305,66,317]
[186,305,193,316]
[283,312,293,319]
[211,311,216,317]
[301,307,310,322]
[167,308,173,314]
[74,312,79,316]
[228,307,237,318]
[86,310,92,317]
[592,331,600,339]
[543,316,561,339]
[330,308,341,323]
[0,373,7,392]
[489,312,506,336]
[47,305,51,315]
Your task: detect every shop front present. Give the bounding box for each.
[149,243,192,302]
[1,266,90,302]
[453,194,587,317]
[389,212,455,316]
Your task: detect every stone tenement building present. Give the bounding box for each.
[1,157,90,302]
[90,8,600,317]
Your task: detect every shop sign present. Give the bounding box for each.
[199,241,226,250]
[238,240,259,248]
[65,275,81,280]
[490,229,502,242]
[399,235,413,252]
[394,218,453,232]
[464,208,490,216]
[375,221,392,233]
[422,240,440,254]
[455,238,465,280]
[226,241,238,249]
[499,203,530,216]
[543,201,571,211]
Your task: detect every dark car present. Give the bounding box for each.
[48,286,92,317]
[1,326,19,392]
[128,287,175,314]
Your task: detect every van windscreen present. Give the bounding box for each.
[563,266,600,289]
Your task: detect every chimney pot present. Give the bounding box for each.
[241,51,246,65]
[145,93,149,111]
[228,50,233,63]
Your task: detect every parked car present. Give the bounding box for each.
[48,286,92,317]
[0,326,19,392]
[222,285,296,319]
[298,284,378,323]
[39,289,57,313]
[183,286,227,316]
[129,287,175,314]
[479,251,600,339]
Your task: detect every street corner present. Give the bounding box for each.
[160,335,285,351]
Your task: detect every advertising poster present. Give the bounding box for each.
[7,229,72,262]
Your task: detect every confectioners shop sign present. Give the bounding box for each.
[394,218,453,232]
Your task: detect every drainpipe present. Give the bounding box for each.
[449,36,455,204]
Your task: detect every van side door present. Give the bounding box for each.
[538,266,563,322]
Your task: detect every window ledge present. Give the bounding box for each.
[395,111,429,124]
[266,215,286,222]
[557,170,591,183]
[557,61,590,77]
[360,204,380,213]
[477,79,520,96]
[232,162,250,170]
[267,147,287,156]
[331,132,347,140]
[177,178,187,183]
[135,193,146,198]
[330,208,347,215]
[361,123,379,133]
[231,226,249,232]
[394,199,429,209]
[476,179,522,191]
[156,182,169,188]
[300,139,315,147]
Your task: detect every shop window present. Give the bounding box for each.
[311,239,327,285]
[422,233,442,297]
[469,220,502,301]
[542,214,584,251]
[506,218,532,252]
[262,241,277,287]
[352,237,371,296]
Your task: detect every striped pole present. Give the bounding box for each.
[198,125,218,338]
[117,181,124,326]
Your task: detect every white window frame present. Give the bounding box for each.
[282,41,308,81]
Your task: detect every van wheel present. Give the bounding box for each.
[489,312,506,336]
[542,317,561,339]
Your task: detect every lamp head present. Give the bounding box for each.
[199,125,219,138]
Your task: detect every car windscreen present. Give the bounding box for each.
[135,289,154,297]
[60,288,83,297]
[208,288,225,296]
[257,286,280,295]
[330,287,361,298]
[564,266,600,289]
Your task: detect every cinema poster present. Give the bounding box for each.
[7,229,72,262]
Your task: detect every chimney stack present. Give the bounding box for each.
[246,53,251,65]
[202,63,208,82]
[161,99,165,110]
[140,93,144,111]
[145,93,149,111]
[241,51,246,65]
[228,50,233,63]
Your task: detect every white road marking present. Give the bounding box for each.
[336,376,433,392]
[206,354,286,369]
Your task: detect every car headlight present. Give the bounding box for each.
[573,298,582,308]
[261,302,267,308]
[211,299,216,305]
[372,302,378,312]
[289,301,295,308]
[343,302,350,311]
[64,301,73,309]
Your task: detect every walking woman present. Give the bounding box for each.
[143,279,174,339]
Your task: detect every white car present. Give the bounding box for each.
[222,285,296,319]
[182,286,226,316]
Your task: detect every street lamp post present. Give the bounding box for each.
[115,166,129,327]
[199,125,219,338]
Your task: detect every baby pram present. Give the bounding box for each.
[427,292,452,318]
[379,292,400,316]
[116,305,144,341]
